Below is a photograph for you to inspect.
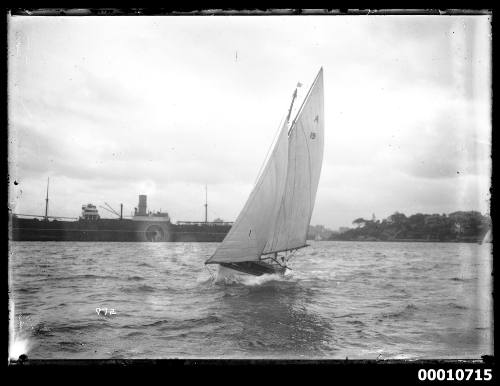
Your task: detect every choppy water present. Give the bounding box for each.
[9,241,493,359]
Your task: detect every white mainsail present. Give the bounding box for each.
[206,68,324,264]
[264,68,324,254]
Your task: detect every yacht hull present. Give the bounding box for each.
[219,261,286,276]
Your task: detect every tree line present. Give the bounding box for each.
[308,211,491,243]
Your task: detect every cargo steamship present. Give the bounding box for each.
[10,183,232,242]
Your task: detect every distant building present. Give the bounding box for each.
[338,227,350,234]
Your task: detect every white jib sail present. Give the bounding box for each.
[263,68,324,254]
[206,119,289,264]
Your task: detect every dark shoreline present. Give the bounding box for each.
[310,239,488,244]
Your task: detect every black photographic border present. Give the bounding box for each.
[3,7,495,383]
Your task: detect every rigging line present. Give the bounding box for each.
[211,119,285,262]
[288,69,322,136]
[209,127,288,263]
[242,123,284,228]
[253,114,286,186]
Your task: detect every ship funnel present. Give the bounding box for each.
[138,195,147,216]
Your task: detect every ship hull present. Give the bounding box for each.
[172,223,231,242]
[10,217,231,242]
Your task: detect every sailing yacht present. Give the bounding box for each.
[205,68,324,276]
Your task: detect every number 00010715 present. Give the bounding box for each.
[418,369,492,381]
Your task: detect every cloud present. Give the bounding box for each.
[8,15,492,229]
[390,101,491,180]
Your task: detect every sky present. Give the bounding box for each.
[8,14,492,230]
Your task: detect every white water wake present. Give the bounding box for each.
[214,265,293,286]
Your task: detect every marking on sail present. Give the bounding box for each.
[299,120,314,230]
[310,132,316,139]
[314,115,319,123]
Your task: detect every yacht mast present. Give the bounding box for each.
[285,87,298,124]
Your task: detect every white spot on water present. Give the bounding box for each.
[9,338,31,360]
[9,299,32,360]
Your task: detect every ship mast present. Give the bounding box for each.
[204,185,208,223]
[44,177,49,221]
